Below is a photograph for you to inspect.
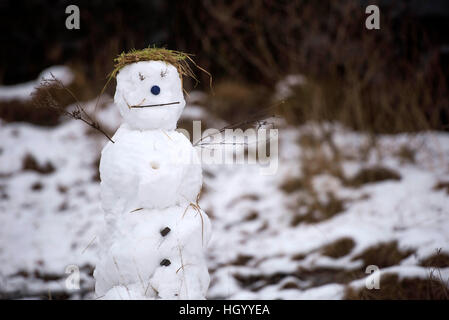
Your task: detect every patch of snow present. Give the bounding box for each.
[1,83,448,299]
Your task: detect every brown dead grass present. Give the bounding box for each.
[283,130,349,225]
[111,47,200,82]
[0,68,93,126]
[206,80,271,124]
[345,273,449,300]
[300,149,345,182]
[280,178,304,194]
[434,182,449,195]
[345,166,401,188]
[234,266,365,292]
[396,145,416,164]
[31,181,44,191]
[281,281,299,290]
[244,211,259,222]
[291,253,306,261]
[292,192,345,226]
[352,241,414,269]
[231,254,254,267]
[0,99,62,126]
[22,153,55,175]
[420,250,449,268]
[321,238,356,259]
[185,1,448,133]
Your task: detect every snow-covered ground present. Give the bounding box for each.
[1,78,449,299]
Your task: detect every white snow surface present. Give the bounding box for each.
[0,74,449,299]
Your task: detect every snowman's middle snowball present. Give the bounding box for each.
[100,127,202,214]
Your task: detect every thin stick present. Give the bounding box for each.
[193,100,284,147]
[130,101,180,108]
[32,73,115,143]
[81,236,97,254]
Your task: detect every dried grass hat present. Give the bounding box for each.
[111,47,210,88]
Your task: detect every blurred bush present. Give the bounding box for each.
[173,0,449,132]
[206,81,270,124]
[1,0,448,132]
[0,0,168,85]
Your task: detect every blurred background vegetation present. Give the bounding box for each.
[1,0,449,300]
[0,0,448,132]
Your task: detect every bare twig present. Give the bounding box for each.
[193,100,284,148]
[32,73,114,143]
[81,236,97,254]
[130,101,180,108]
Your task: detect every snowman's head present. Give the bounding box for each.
[114,61,185,130]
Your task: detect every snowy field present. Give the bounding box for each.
[1,73,449,299]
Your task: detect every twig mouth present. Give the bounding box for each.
[130,101,180,108]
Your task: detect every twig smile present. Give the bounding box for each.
[130,101,180,108]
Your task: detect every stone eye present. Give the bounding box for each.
[151,85,160,95]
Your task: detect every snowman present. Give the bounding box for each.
[93,49,211,300]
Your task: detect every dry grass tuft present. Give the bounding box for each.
[291,192,345,226]
[434,182,449,195]
[112,47,193,78]
[111,47,211,89]
[22,154,55,175]
[0,99,62,126]
[345,274,449,300]
[420,250,449,268]
[31,181,44,191]
[244,211,259,222]
[352,241,414,269]
[282,127,351,226]
[298,129,346,182]
[345,166,401,188]
[281,281,299,290]
[234,266,365,292]
[396,145,416,164]
[321,238,356,259]
[291,253,306,261]
[1,69,90,126]
[280,178,304,194]
[206,81,271,124]
[230,254,253,266]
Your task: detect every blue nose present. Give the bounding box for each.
[151,85,160,95]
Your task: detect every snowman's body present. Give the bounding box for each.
[93,61,211,299]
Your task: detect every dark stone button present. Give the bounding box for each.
[160,227,171,237]
[160,259,171,267]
